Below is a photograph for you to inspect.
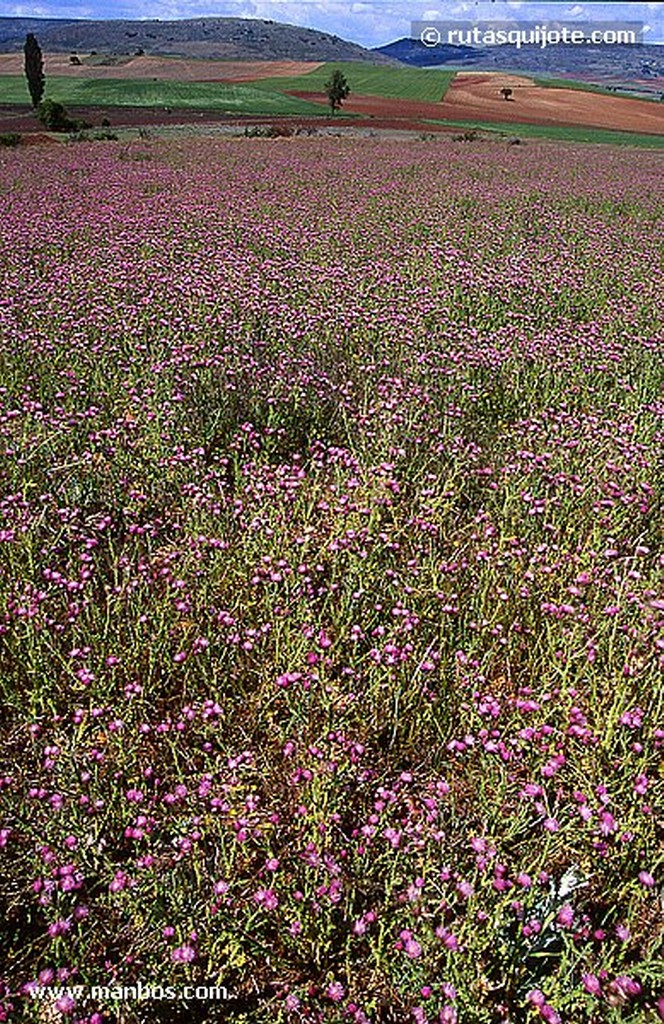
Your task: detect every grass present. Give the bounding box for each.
[532,76,662,100]
[0,75,326,114]
[426,117,664,147]
[252,61,455,102]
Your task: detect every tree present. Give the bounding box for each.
[24,33,44,108]
[500,87,513,101]
[324,70,350,115]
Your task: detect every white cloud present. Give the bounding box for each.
[4,4,51,12]
[1,0,661,45]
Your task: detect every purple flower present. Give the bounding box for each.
[326,981,345,1002]
[48,918,72,938]
[598,811,616,836]
[556,904,574,928]
[607,975,642,1003]
[582,974,602,996]
[55,995,76,1014]
[397,929,422,958]
[109,870,131,893]
[254,888,279,910]
[634,774,649,795]
[171,943,196,963]
[527,990,560,1024]
[435,926,460,951]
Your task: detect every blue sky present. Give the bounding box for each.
[0,0,661,45]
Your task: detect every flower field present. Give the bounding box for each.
[0,136,662,1023]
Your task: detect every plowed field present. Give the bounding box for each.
[290,73,664,134]
[0,53,322,81]
[445,72,664,133]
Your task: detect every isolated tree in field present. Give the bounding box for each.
[324,70,350,114]
[500,87,513,101]
[24,33,44,108]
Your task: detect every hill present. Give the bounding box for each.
[376,37,664,82]
[0,16,393,63]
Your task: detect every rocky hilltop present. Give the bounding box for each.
[0,16,393,63]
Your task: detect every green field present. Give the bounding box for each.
[426,117,664,148]
[0,75,325,114]
[252,61,454,102]
[533,77,627,96]
[534,77,662,103]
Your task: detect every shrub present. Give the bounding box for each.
[243,124,293,139]
[0,132,21,148]
[68,129,119,143]
[37,98,78,132]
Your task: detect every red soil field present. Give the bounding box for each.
[290,91,453,122]
[0,103,461,137]
[445,72,664,134]
[291,73,664,134]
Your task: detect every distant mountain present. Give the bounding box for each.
[0,17,393,63]
[376,37,664,81]
[377,38,487,67]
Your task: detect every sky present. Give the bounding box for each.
[0,0,662,45]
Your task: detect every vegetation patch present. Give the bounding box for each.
[0,135,661,1024]
[0,74,327,114]
[427,118,664,148]
[253,61,455,102]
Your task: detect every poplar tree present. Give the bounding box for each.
[24,33,45,108]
